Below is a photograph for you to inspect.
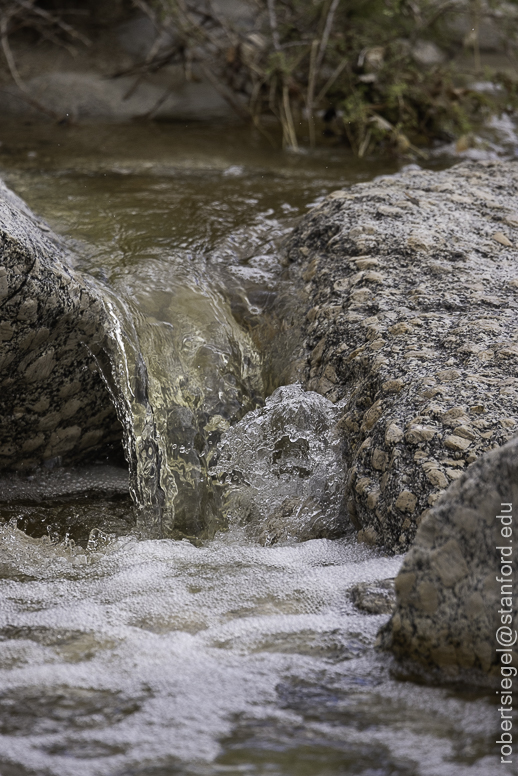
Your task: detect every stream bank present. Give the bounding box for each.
[1,0,517,157]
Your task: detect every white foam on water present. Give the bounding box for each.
[0,524,503,776]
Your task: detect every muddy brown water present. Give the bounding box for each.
[0,121,506,775]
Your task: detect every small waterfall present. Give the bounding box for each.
[96,273,265,540]
[94,278,343,545]
[0,146,344,545]
[86,231,340,544]
[94,291,170,539]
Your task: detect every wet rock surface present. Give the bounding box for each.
[286,159,518,553]
[378,435,518,682]
[0,465,128,501]
[0,178,123,471]
[350,579,396,615]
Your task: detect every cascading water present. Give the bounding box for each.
[92,206,270,541]
[100,294,336,545]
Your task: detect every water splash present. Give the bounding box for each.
[214,384,349,544]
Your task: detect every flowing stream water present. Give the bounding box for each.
[0,122,507,775]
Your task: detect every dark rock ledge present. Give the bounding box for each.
[0,179,122,471]
[286,159,518,553]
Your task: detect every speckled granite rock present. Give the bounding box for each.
[377,436,518,681]
[350,578,396,615]
[285,159,518,552]
[0,179,123,470]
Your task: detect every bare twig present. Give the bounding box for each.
[122,29,177,97]
[282,81,298,150]
[249,76,262,116]
[358,128,371,158]
[132,0,160,25]
[314,57,347,104]
[314,0,340,76]
[269,73,278,117]
[306,38,319,146]
[418,0,462,34]
[251,112,277,148]
[206,0,238,46]
[267,0,281,52]
[174,0,223,50]
[112,48,182,79]
[199,61,250,120]
[306,0,340,146]
[471,0,481,73]
[13,0,91,46]
[140,82,176,118]
[31,26,77,57]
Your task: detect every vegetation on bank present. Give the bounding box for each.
[0,0,517,155]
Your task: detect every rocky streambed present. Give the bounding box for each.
[0,131,516,772]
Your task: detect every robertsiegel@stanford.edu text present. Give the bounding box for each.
[496,502,515,765]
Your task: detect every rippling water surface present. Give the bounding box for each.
[0,122,504,774]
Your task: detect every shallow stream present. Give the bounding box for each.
[0,122,508,775]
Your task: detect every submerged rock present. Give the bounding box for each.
[286,159,518,553]
[0,71,235,123]
[378,436,518,683]
[350,579,396,615]
[0,8,250,123]
[0,179,123,471]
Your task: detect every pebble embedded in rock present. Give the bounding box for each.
[492,231,513,247]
